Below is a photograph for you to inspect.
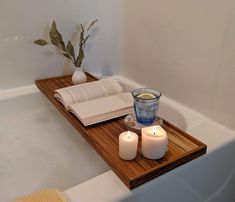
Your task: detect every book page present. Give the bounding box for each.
[68,92,133,126]
[54,78,123,109]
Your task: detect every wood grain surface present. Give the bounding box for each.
[35,73,207,189]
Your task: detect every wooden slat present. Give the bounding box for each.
[35,73,207,189]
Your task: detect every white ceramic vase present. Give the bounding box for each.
[72,68,87,85]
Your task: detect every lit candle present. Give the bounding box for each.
[141,125,168,159]
[119,131,138,160]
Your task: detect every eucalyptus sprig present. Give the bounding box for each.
[34,20,98,68]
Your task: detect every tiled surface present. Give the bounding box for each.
[0,93,109,202]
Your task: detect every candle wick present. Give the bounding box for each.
[127,131,131,139]
[153,126,157,136]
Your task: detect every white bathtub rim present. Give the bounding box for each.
[0,84,39,101]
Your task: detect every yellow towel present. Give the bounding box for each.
[14,189,67,202]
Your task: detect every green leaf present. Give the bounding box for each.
[56,29,65,50]
[87,19,98,31]
[63,53,71,59]
[79,24,84,45]
[50,20,57,35]
[66,41,75,58]
[33,39,48,46]
[49,32,58,46]
[76,47,84,67]
[50,20,65,50]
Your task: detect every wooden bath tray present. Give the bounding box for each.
[35,73,207,189]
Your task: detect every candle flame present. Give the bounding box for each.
[127,131,131,139]
[153,126,157,136]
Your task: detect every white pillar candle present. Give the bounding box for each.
[119,131,138,160]
[141,125,168,159]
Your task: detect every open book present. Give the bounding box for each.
[54,78,133,126]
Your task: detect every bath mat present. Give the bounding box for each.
[14,189,67,202]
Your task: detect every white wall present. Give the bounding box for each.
[0,0,121,89]
[119,0,235,130]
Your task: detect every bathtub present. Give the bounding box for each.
[0,88,109,202]
[1,77,235,202]
[65,76,235,202]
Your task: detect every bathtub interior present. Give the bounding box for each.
[0,92,110,202]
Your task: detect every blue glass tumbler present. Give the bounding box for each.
[132,88,161,125]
